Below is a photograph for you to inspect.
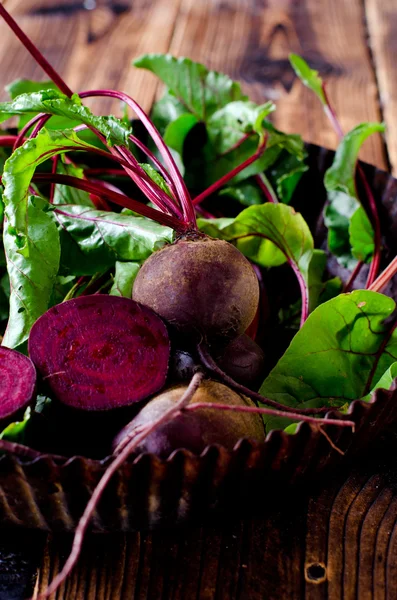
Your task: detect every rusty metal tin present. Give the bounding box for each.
[1,145,397,532]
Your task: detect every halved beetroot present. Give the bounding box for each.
[28,295,170,410]
[0,346,37,424]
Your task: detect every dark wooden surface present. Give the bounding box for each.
[0,0,397,598]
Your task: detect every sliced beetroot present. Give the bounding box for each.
[0,346,36,423]
[28,295,170,411]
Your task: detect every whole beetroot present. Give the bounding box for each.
[132,237,260,342]
[112,380,264,458]
[215,334,266,391]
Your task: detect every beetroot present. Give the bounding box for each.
[28,295,170,410]
[0,346,37,424]
[112,380,264,458]
[132,236,260,342]
[215,334,266,391]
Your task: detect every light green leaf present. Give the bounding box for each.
[3,197,60,349]
[289,54,327,105]
[261,290,397,430]
[163,113,199,155]
[110,261,140,298]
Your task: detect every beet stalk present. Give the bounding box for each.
[0,347,37,425]
[28,295,170,410]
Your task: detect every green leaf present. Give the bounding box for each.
[110,261,140,298]
[267,151,309,204]
[260,290,397,430]
[289,54,327,105]
[361,362,397,402]
[2,128,99,254]
[134,54,247,121]
[0,90,132,147]
[52,205,172,276]
[197,217,235,239]
[6,78,59,99]
[223,203,313,280]
[163,113,199,155]
[219,182,264,207]
[53,161,94,207]
[140,163,173,199]
[3,197,60,349]
[207,101,276,153]
[349,205,375,262]
[0,408,31,443]
[324,122,385,267]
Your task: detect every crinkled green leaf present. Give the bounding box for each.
[110,261,140,298]
[3,196,60,349]
[0,90,132,147]
[53,161,94,207]
[2,128,99,254]
[261,290,397,430]
[207,101,275,153]
[140,163,173,199]
[324,122,385,268]
[134,54,247,121]
[51,205,172,276]
[289,54,327,105]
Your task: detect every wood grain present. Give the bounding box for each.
[167,0,387,168]
[365,0,397,174]
[0,0,182,113]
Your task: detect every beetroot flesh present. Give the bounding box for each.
[0,346,37,423]
[112,380,265,458]
[28,295,170,410]
[132,237,260,342]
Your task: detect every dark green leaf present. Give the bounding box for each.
[261,290,397,430]
[163,113,199,155]
[362,362,397,401]
[110,261,140,297]
[267,151,308,204]
[219,182,264,207]
[134,54,247,121]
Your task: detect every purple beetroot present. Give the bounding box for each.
[28,295,170,411]
[215,334,266,391]
[0,346,37,425]
[112,380,265,458]
[132,237,260,343]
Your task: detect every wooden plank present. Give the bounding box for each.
[0,0,182,113]
[364,0,397,174]
[166,0,387,169]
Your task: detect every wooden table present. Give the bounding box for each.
[1,0,397,598]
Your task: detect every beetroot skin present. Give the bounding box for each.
[216,334,266,391]
[28,295,170,410]
[132,237,260,342]
[0,346,37,423]
[112,380,265,458]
